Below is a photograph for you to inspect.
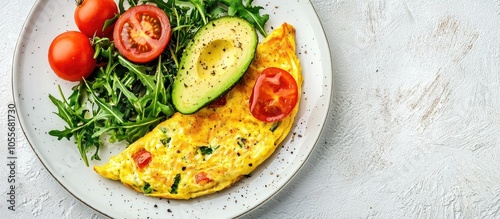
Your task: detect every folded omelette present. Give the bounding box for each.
[94,23,302,199]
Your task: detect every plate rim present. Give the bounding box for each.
[11,0,334,218]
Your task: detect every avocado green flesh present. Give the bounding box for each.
[172,16,258,114]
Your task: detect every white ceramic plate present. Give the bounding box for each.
[12,0,332,218]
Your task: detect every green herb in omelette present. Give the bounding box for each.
[198,145,219,155]
[170,174,181,194]
[142,182,154,194]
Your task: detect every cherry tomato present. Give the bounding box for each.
[74,0,118,38]
[132,148,152,169]
[194,172,212,184]
[113,5,171,63]
[249,67,299,122]
[48,31,96,82]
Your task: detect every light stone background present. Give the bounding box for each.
[1,0,500,218]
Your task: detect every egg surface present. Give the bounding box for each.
[94,23,302,199]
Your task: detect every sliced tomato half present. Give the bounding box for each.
[249,67,299,122]
[113,5,171,63]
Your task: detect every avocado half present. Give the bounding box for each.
[172,16,258,114]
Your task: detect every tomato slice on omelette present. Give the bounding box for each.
[94,23,303,199]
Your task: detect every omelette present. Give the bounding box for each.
[94,23,302,199]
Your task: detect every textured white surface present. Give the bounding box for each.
[1,0,499,218]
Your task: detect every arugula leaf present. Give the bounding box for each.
[102,14,120,32]
[48,128,73,141]
[150,57,166,117]
[220,0,269,36]
[84,79,125,124]
[188,0,208,24]
[118,56,155,91]
[113,72,141,113]
[49,90,75,131]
